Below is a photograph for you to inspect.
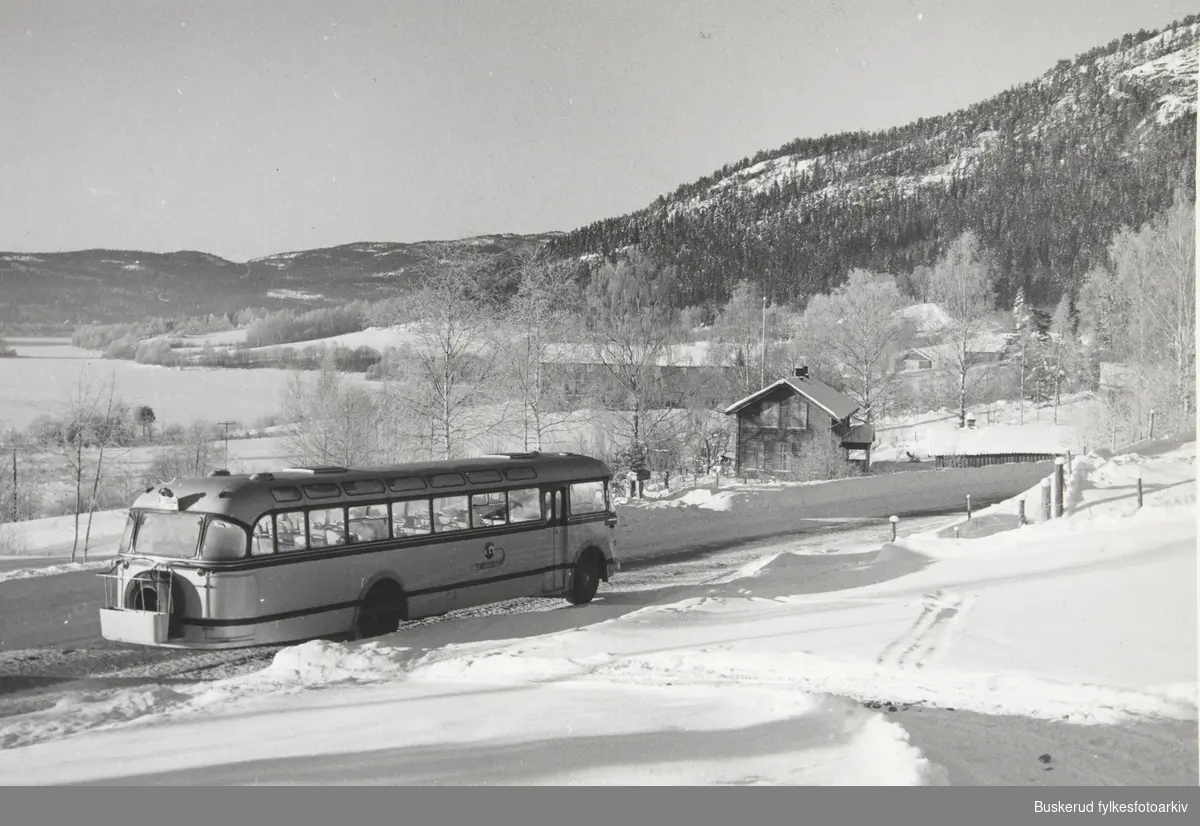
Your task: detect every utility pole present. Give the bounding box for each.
[218,421,235,470]
[760,294,767,387]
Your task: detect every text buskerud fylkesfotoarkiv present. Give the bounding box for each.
[1036,800,1189,815]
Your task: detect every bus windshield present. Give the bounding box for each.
[130,511,205,559]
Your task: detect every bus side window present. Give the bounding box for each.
[470,491,507,527]
[392,499,431,537]
[508,488,541,523]
[252,515,276,555]
[349,504,390,542]
[276,511,308,552]
[432,495,469,533]
[309,507,346,548]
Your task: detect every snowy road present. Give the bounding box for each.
[0,514,954,728]
[0,463,1051,735]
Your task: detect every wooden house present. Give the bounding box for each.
[723,367,875,478]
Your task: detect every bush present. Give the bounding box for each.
[791,434,861,482]
[244,303,370,347]
[105,335,139,360]
[135,338,177,365]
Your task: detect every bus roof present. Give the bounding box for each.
[129,452,613,524]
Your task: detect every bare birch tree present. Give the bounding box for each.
[1146,191,1196,420]
[800,268,913,423]
[928,232,999,426]
[38,371,131,560]
[503,247,582,450]
[282,351,383,466]
[82,374,127,560]
[581,251,682,459]
[384,241,510,459]
[1096,189,1197,435]
[712,280,790,398]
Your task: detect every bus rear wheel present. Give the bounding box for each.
[356,581,406,639]
[566,550,602,606]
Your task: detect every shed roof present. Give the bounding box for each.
[841,423,876,448]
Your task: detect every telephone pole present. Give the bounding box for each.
[760,294,767,387]
[218,421,235,470]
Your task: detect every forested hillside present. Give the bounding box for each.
[547,17,1199,310]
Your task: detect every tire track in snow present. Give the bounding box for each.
[876,591,971,670]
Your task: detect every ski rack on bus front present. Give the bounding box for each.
[98,561,177,646]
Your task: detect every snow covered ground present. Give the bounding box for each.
[0,511,125,581]
[0,439,1193,785]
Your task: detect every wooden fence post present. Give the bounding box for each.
[889,515,899,542]
[1137,477,1144,509]
[966,494,972,520]
[1053,457,1066,518]
[1018,499,1026,526]
[1041,479,1051,521]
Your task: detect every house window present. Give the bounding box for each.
[918,359,932,370]
[749,401,779,428]
[746,441,764,471]
[786,397,808,430]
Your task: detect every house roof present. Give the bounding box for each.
[723,374,859,421]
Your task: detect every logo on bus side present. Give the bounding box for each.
[476,542,506,570]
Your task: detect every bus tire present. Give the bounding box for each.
[566,549,603,606]
[356,580,406,639]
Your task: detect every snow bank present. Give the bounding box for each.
[0,559,114,584]
[0,510,126,560]
[646,487,740,512]
[0,678,942,785]
[927,424,1076,457]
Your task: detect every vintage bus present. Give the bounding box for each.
[98,452,620,648]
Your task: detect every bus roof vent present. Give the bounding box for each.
[282,466,348,475]
[249,472,276,482]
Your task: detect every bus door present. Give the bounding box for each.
[545,487,569,592]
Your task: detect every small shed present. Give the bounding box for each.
[930,423,1073,469]
[723,367,875,478]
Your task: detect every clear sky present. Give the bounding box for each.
[0,0,1193,262]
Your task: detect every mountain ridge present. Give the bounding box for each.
[2,16,1196,328]
[545,15,1198,309]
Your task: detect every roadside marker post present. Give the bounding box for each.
[1053,457,1067,518]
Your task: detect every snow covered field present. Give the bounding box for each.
[0,439,1193,785]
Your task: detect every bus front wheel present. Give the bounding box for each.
[357,580,406,639]
[566,550,602,606]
